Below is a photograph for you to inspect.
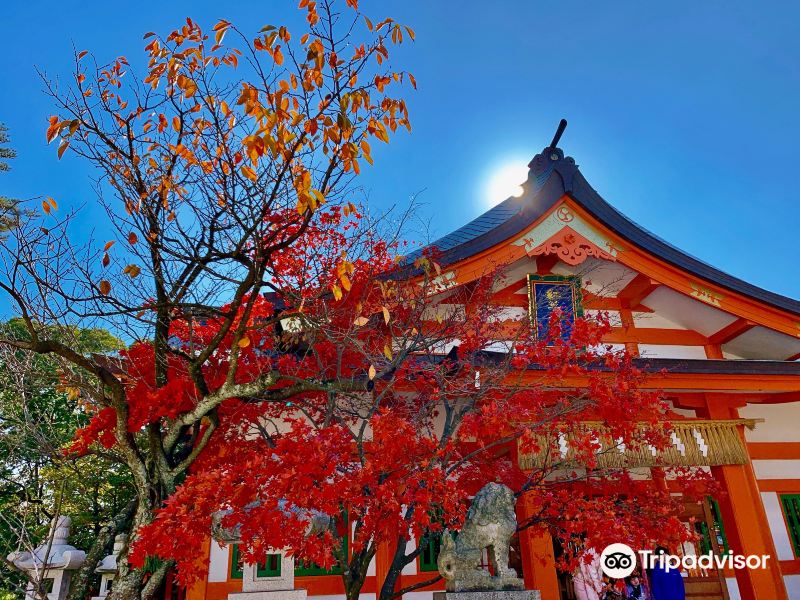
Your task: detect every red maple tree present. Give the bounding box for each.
[0,2,711,599]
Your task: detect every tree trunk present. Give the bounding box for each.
[66,499,137,600]
[343,545,375,600]
[379,537,409,600]
[105,499,158,600]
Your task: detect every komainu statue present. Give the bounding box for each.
[437,482,525,592]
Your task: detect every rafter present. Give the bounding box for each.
[708,318,756,346]
[617,273,660,309]
[602,327,708,346]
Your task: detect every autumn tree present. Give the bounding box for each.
[0,2,709,600]
[1,1,418,597]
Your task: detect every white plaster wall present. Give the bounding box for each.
[402,537,418,575]
[670,407,698,418]
[208,542,230,582]
[725,576,741,600]
[740,402,800,443]
[785,574,800,599]
[752,460,800,480]
[585,309,622,328]
[404,593,435,600]
[631,311,687,330]
[589,343,626,355]
[638,344,707,359]
[488,306,528,322]
[761,492,796,561]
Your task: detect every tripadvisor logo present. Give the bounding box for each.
[599,543,771,577]
[600,543,637,578]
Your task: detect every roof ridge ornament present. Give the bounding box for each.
[527,119,577,192]
[548,118,568,149]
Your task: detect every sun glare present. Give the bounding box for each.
[485,162,528,206]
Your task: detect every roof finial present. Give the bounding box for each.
[548,119,568,149]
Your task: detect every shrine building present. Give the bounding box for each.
[185,137,800,600]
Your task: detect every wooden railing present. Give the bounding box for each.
[517,419,760,470]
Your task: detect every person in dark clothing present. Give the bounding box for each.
[649,546,685,600]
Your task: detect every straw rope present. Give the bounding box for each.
[518,419,759,470]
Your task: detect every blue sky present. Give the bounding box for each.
[1,0,799,299]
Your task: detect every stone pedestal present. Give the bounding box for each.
[433,592,541,600]
[226,551,307,600]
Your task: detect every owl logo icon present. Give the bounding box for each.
[600,543,637,579]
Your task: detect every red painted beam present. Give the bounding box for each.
[708,318,756,346]
[617,274,660,309]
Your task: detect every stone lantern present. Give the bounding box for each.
[91,534,127,599]
[7,516,86,600]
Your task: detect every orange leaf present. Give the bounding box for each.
[57,141,69,159]
[98,280,111,296]
[123,264,141,278]
[237,336,251,348]
[354,316,369,327]
[103,240,116,251]
[128,232,138,245]
[41,201,51,214]
[240,165,257,182]
[368,364,376,380]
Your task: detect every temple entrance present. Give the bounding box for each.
[679,498,730,600]
[548,497,730,600]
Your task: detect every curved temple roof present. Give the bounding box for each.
[409,145,800,316]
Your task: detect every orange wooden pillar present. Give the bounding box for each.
[701,394,788,600]
[516,492,560,600]
[184,537,211,600]
[375,538,400,599]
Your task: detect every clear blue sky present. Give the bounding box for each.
[1,0,799,300]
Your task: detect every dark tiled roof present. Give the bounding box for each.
[405,145,800,316]
[469,351,800,375]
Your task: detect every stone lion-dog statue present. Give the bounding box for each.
[437,482,525,592]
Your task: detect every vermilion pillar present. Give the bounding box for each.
[374,539,400,599]
[701,394,788,600]
[184,537,211,600]
[516,493,560,600]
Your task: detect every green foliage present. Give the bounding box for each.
[0,122,22,237]
[0,319,132,596]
